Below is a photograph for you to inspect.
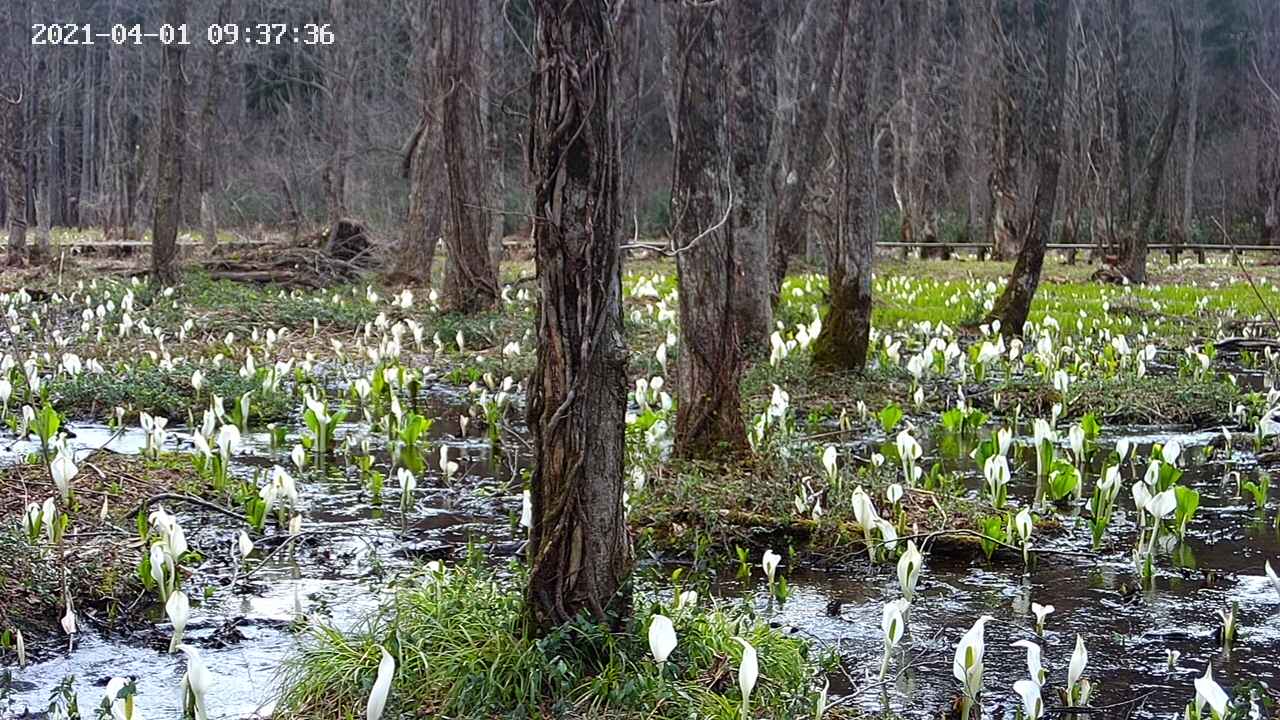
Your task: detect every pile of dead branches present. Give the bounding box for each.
[200,218,376,288]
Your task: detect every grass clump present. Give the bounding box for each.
[276,561,838,720]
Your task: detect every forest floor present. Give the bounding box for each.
[2,249,1269,624]
[3,246,1279,717]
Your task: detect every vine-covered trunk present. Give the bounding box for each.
[669,2,748,459]
[987,0,1070,334]
[151,0,186,286]
[439,1,498,312]
[524,0,632,633]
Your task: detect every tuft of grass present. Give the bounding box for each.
[275,562,840,720]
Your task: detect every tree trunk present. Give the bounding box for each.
[986,0,1071,335]
[525,0,632,633]
[151,0,187,286]
[33,49,53,260]
[812,1,875,372]
[439,1,499,313]
[479,0,507,270]
[669,1,748,459]
[1120,9,1186,284]
[391,2,444,285]
[198,4,228,251]
[726,0,776,354]
[1181,9,1202,242]
[1113,0,1134,225]
[322,0,353,237]
[770,0,842,307]
[1,0,28,263]
[988,0,1021,261]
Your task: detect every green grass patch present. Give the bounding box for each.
[275,561,841,720]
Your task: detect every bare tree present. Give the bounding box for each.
[525,0,632,632]
[390,0,444,285]
[1118,7,1186,283]
[769,0,842,305]
[1256,0,1280,243]
[439,1,499,312]
[197,0,233,250]
[986,0,1072,334]
[811,0,878,370]
[987,1,1022,260]
[1,0,29,264]
[151,0,188,285]
[669,1,748,459]
[321,0,355,235]
[726,0,776,352]
[1180,4,1204,244]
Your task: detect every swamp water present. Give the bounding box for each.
[3,388,1279,719]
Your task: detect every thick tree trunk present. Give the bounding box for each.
[525,0,632,633]
[726,0,776,354]
[1120,9,1186,284]
[439,2,499,313]
[812,2,875,372]
[669,2,748,459]
[150,0,186,286]
[770,0,842,306]
[986,0,1071,335]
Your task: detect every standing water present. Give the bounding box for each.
[3,393,1279,718]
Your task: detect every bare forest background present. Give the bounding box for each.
[1,0,1279,283]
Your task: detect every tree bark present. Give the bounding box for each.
[525,0,632,633]
[479,0,507,269]
[322,0,353,237]
[439,1,499,313]
[770,0,842,307]
[726,0,776,354]
[1119,8,1185,284]
[1113,0,1134,225]
[390,2,443,285]
[811,1,875,372]
[669,1,748,459]
[151,0,187,285]
[988,0,1022,261]
[198,2,229,251]
[1,0,28,263]
[986,0,1071,335]
[1180,8,1202,242]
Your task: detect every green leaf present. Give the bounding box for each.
[878,404,903,434]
